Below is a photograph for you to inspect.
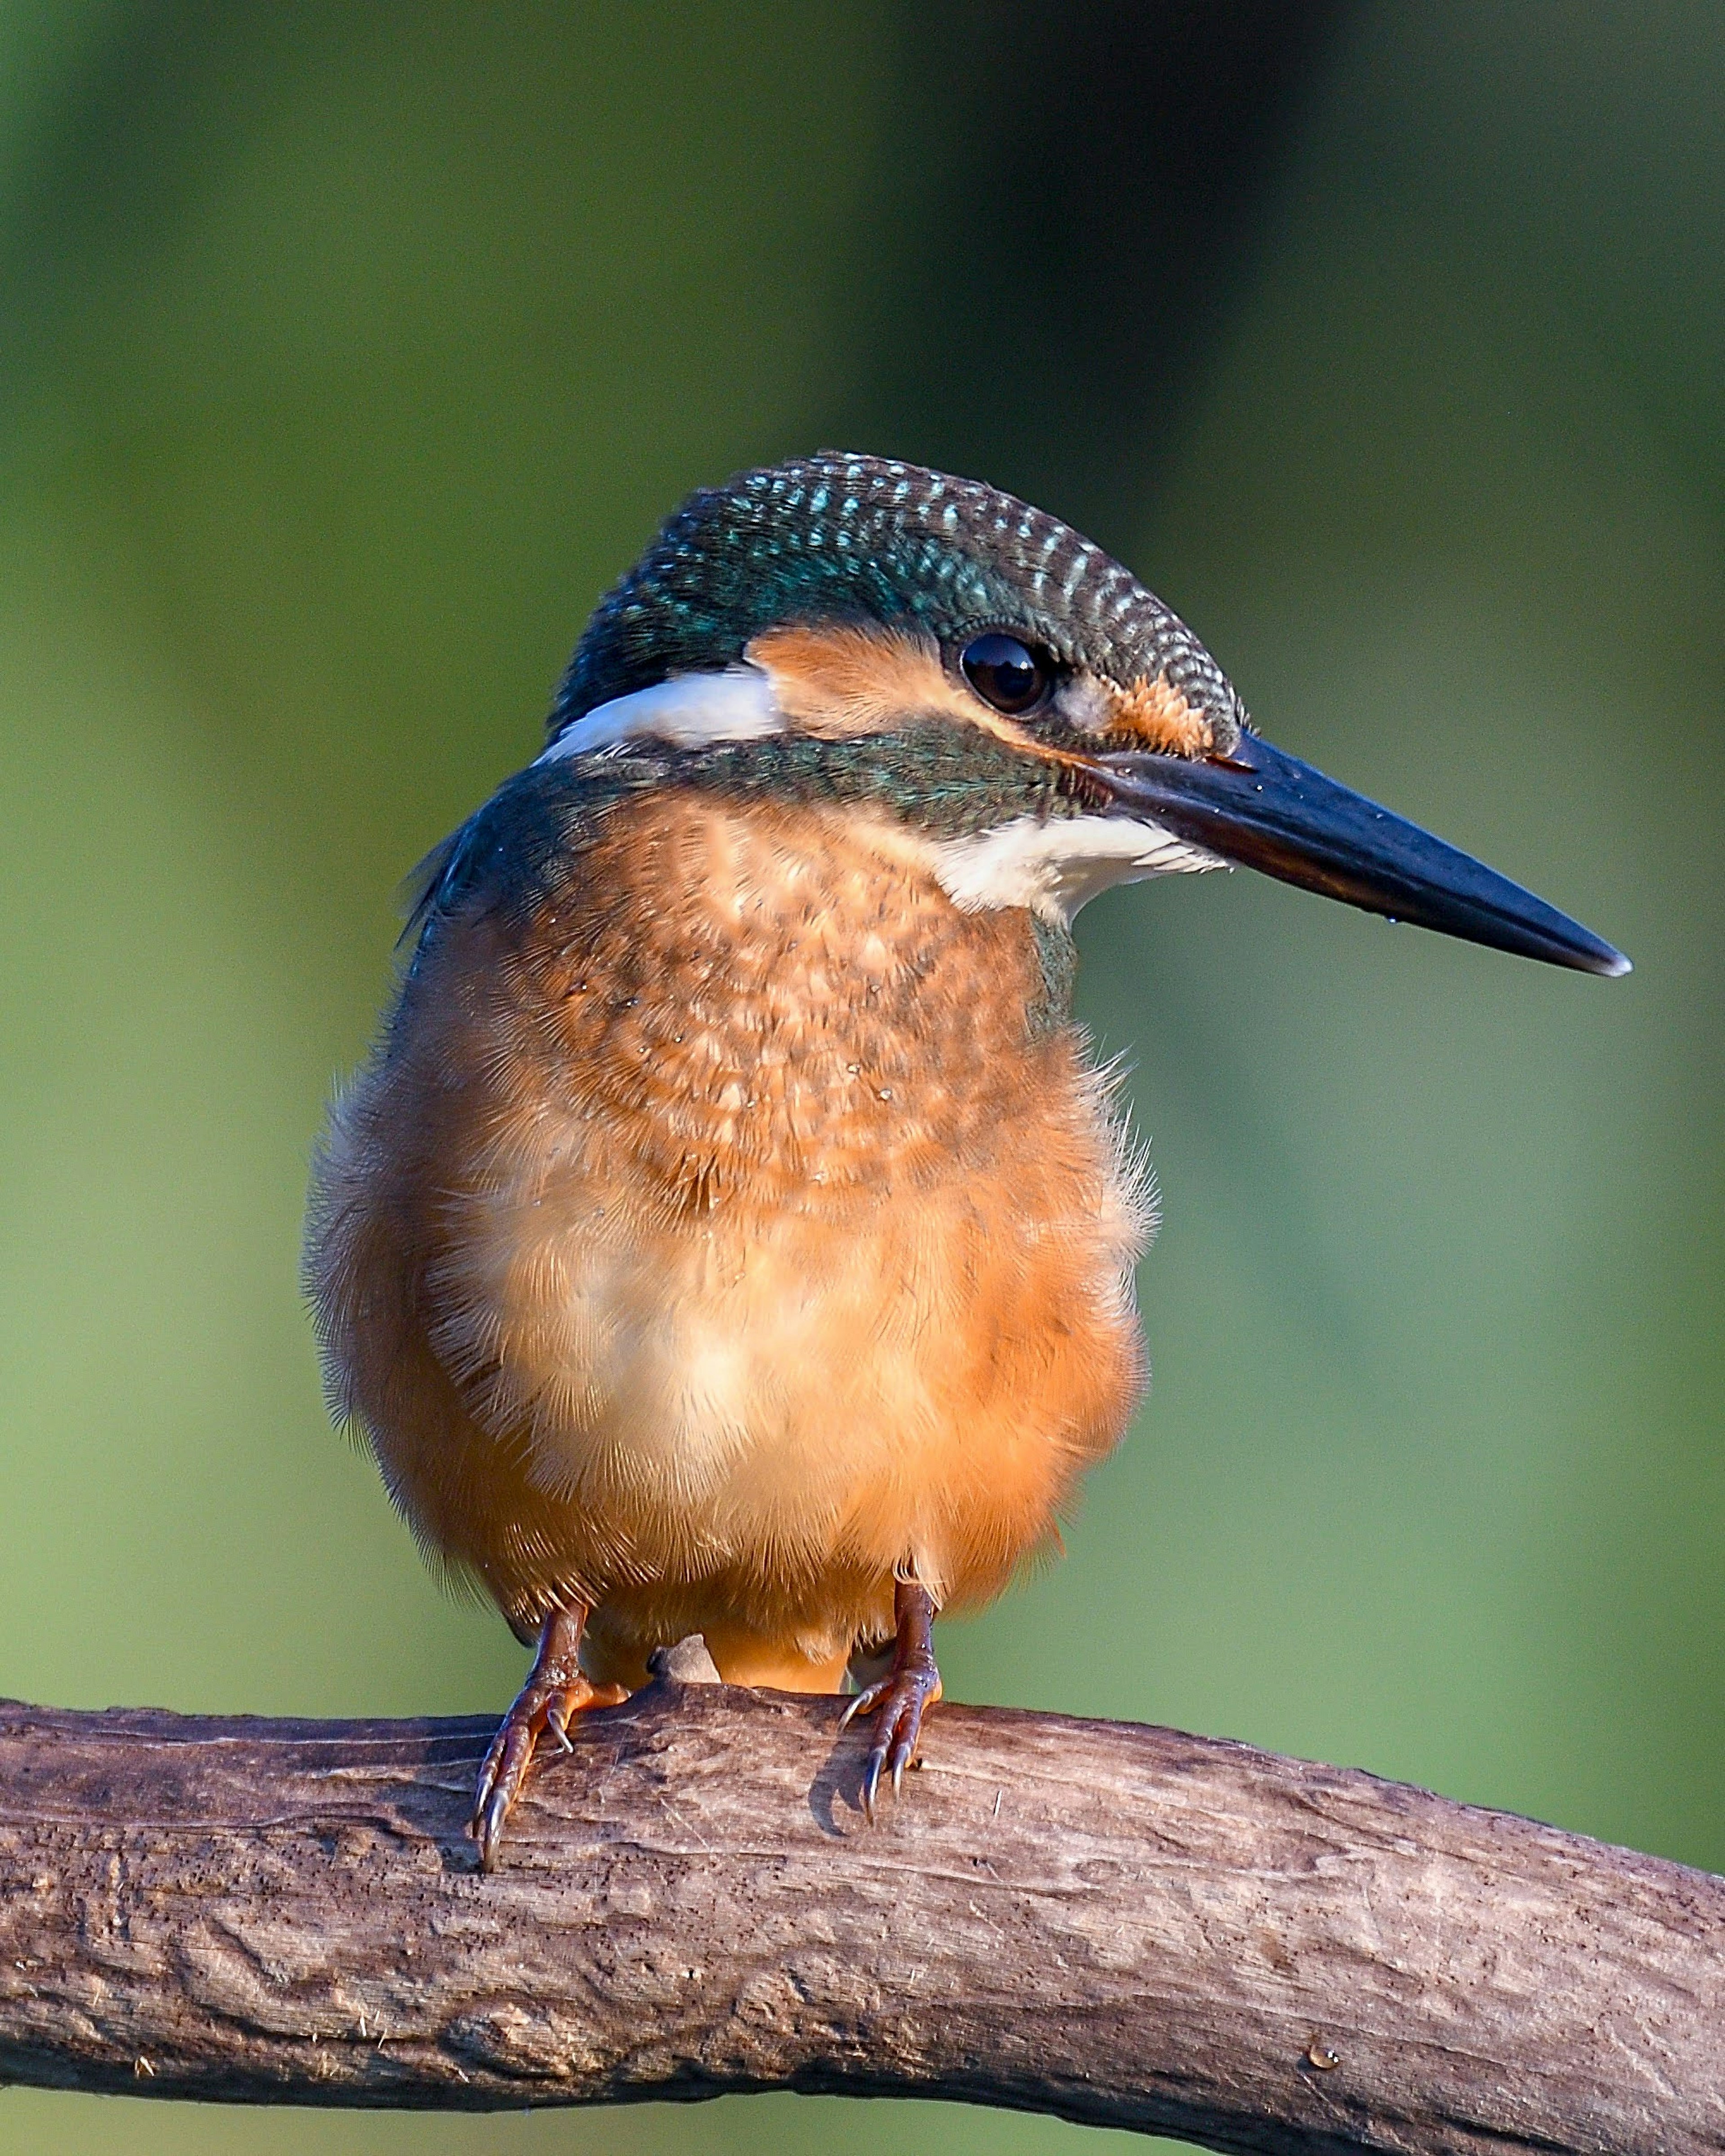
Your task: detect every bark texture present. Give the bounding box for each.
[1,1669,1721,2151]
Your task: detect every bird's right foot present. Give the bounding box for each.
[840,1578,942,1820]
[469,1604,626,1871]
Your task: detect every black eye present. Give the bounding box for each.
[960,632,1050,715]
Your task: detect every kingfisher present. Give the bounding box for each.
[305,453,1627,1868]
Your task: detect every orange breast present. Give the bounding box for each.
[306,788,1150,1682]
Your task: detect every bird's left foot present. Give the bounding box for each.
[840,1579,942,1820]
[469,1604,626,1871]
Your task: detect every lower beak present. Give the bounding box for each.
[1093,731,1629,977]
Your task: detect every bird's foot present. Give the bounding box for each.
[839,1579,942,1820]
[469,1605,626,1871]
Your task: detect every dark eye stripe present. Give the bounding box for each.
[960,632,1051,715]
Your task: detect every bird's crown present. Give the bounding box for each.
[549,451,1245,764]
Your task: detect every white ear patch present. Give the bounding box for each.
[538,665,784,762]
[931,812,1224,924]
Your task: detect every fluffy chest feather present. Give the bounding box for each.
[314,781,1150,1627]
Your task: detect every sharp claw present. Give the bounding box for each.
[839,1687,875,1731]
[469,1750,502,1833]
[861,1749,883,1822]
[476,1787,510,1872]
[891,1750,906,1798]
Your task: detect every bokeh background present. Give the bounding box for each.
[2,4,1721,2151]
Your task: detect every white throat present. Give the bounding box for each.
[929,813,1224,925]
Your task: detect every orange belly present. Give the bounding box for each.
[305,788,1150,1685]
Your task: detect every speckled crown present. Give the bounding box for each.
[549,453,1244,746]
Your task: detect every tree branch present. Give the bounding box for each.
[2,1667,1721,2150]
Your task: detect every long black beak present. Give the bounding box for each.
[1096,731,1630,977]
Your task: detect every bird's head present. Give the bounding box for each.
[540,452,1627,975]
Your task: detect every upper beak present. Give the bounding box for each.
[1093,730,1630,977]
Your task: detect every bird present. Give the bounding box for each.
[304,452,1628,1869]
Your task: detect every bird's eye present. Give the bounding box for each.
[960,632,1051,715]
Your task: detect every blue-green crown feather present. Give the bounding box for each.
[550,452,1243,743]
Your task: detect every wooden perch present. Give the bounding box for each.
[1,1659,1721,2152]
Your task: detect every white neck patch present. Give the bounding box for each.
[538,664,784,762]
[930,812,1224,925]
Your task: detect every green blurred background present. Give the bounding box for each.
[2,4,1721,2151]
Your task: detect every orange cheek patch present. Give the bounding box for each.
[1106,674,1213,756]
[747,623,974,738]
